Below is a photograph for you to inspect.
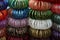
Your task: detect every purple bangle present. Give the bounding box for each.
[52,30,60,38]
[0,19,7,28]
[8,17,28,27]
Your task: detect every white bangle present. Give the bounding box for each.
[28,18,52,30]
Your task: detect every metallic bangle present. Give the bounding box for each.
[7,35,29,40]
[0,36,6,40]
[29,0,51,11]
[8,8,29,19]
[0,1,8,10]
[0,19,7,28]
[7,25,27,37]
[28,18,52,30]
[29,9,52,20]
[29,27,51,38]
[52,23,60,32]
[8,0,28,9]
[52,14,60,24]
[52,30,60,38]
[0,28,6,37]
[8,17,28,27]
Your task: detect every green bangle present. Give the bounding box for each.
[8,0,28,9]
[29,9,52,20]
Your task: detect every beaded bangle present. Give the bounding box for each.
[7,25,27,37]
[29,0,51,11]
[29,9,52,20]
[8,17,28,27]
[28,18,52,30]
[8,0,28,9]
[52,14,60,24]
[29,27,51,38]
[8,8,29,19]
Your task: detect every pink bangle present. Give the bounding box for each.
[8,17,28,27]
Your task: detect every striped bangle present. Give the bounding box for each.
[52,14,60,24]
[7,25,27,37]
[29,9,52,20]
[29,0,51,11]
[29,27,51,38]
[8,0,28,9]
[8,17,28,27]
[28,18,52,30]
[8,8,29,19]
[0,28,6,37]
[52,23,60,32]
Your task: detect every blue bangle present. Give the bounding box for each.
[0,1,8,10]
[9,8,29,19]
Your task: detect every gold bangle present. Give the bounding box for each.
[29,27,51,38]
[0,36,6,40]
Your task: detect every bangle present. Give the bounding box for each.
[0,28,6,37]
[8,0,28,9]
[29,9,52,20]
[52,30,60,38]
[52,14,60,24]
[8,17,28,27]
[0,9,8,21]
[52,23,60,32]
[7,25,27,37]
[29,27,51,38]
[7,35,29,40]
[0,1,8,10]
[51,4,60,14]
[8,8,29,19]
[28,18,52,30]
[0,36,6,40]
[29,0,51,11]
[0,19,7,28]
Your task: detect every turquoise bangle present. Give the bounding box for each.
[8,0,28,9]
[29,9,52,20]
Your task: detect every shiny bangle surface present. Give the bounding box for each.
[28,18,52,30]
[7,25,27,37]
[8,17,28,27]
[29,0,51,11]
[8,0,28,9]
[29,9,52,20]
[0,28,6,37]
[51,4,60,14]
[29,27,51,38]
[8,8,29,19]
[7,36,29,40]
[0,1,8,10]
[0,36,6,40]
[52,23,60,32]
[52,14,60,24]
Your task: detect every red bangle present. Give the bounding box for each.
[29,0,51,11]
[51,4,60,14]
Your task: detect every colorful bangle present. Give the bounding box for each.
[8,17,28,27]
[51,4,60,14]
[7,35,29,40]
[52,30,60,38]
[0,36,6,40]
[28,18,52,30]
[0,28,6,37]
[29,27,51,38]
[29,0,51,11]
[52,23,60,32]
[8,8,29,19]
[8,0,28,9]
[52,14,60,24]
[0,1,8,10]
[7,25,27,37]
[29,9,52,20]
[0,19,7,28]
